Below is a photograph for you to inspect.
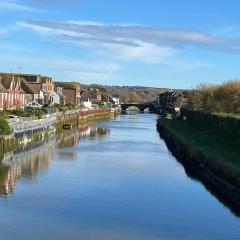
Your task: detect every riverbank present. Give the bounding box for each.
[157,116,240,213]
[0,108,119,162]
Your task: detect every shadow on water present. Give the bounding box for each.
[156,122,240,218]
[0,124,109,197]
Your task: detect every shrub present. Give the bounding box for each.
[0,115,12,135]
[187,81,240,114]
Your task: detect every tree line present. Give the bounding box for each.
[187,80,240,114]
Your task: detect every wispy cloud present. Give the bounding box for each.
[0,1,41,12]
[18,20,240,51]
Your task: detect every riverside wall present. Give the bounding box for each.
[0,108,118,161]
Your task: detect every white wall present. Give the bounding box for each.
[53,91,60,104]
[83,101,92,109]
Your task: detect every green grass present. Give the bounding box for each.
[162,118,240,171]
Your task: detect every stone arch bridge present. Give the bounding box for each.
[121,103,156,112]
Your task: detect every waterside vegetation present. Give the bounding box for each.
[187,80,240,114]
[157,80,240,211]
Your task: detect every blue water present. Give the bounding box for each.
[0,114,239,240]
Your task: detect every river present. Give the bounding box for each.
[0,113,239,240]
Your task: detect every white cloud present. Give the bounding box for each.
[0,1,41,12]
[16,20,240,68]
[18,20,240,51]
[98,42,175,64]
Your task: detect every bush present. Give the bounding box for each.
[6,107,48,119]
[187,81,240,114]
[0,115,12,135]
[53,103,78,112]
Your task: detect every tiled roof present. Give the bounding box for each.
[20,79,40,94]
[55,81,80,90]
[0,74,13,89]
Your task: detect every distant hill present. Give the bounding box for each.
[81,84,167,103]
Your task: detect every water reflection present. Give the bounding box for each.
[157,121,240,218]
[0,125,109,196]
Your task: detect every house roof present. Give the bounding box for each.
[20,79,40,94]
[0,85,6,93]
[0,74,13,89]
[29,83,42,93]
[55,81,80,90]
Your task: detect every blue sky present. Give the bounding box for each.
[1,0,240,88]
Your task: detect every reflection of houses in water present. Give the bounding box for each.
[0,125,110,196]
[56,125,110,149]
[0,138,55,196]
[0,165,21,196]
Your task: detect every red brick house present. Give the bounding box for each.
[54,82,81,105]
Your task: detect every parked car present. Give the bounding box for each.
[8,115,19,119]
[25,101,42,108]
[91,104,98,109]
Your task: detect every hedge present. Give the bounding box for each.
[0,115,12,135]
[180,108,240,138]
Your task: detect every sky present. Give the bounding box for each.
[1,0,240,88]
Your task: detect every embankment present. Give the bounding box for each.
[157,110,240,215]
[56,108,113,130]
[1,108,118,162]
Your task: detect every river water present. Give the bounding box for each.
[0,113,240,240]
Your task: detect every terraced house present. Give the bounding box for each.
[17,74,54,105]
[0,73,55,106]
[0,74,25,110]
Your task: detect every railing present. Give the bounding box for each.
[9,115,57,134]
[8,108,112,134]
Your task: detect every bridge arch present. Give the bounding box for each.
[121,103,154,112]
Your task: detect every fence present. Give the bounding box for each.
[9,109,112,135]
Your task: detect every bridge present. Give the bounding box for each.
[121,103,156,112]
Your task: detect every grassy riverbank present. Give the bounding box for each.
[158,116,240,189]
[161,118,240,169]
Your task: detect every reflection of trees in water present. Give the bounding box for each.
[0,125,110,196]
[157,130,240,218]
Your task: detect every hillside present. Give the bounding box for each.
[82,84,166,103]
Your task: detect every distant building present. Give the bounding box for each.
[157,90,188,110]
[108,95,120,106]
[54,82,81,105]
[80,88,102,103]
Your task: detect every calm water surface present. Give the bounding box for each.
[0,114,239,240]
